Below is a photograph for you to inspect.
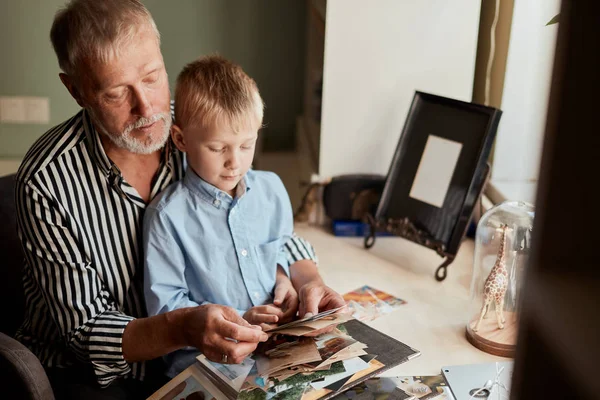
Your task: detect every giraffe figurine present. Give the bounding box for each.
[473,224,509,332]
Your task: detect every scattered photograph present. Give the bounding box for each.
[330,376,414,400]
[202,356,255,391]
[343,286,406,321]
[396,375,448,399]
[155,373,216,400]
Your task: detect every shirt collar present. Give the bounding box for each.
[83,109,113,176]
[183,166,250,208]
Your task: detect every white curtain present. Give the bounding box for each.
[491,0,561,202]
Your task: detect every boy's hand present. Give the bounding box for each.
[243,305,284,331]
[273,276,299,324]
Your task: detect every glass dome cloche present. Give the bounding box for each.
[465,200,535,357]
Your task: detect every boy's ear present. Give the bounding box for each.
[171,124,186,152]
[59,73,86,108]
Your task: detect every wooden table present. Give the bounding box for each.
[294,224,511,376]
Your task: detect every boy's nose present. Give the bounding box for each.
[226,152,240,170]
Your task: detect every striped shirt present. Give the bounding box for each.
[14,108,317,387]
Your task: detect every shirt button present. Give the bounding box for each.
[213,199,221,206]
[254,292,260,299]
[241,249,248,257]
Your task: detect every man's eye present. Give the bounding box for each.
[106,91,126,101]
[144,73,159,85]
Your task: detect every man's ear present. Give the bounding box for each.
[59,73,86,108]
[171,124,187,152]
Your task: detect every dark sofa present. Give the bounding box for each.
[0,174,55,399]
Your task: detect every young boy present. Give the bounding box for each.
[143,55,298,375]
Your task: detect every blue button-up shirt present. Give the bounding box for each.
[143,167,293,318]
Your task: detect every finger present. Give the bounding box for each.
[299,297,307,318]
[279,310,297,324]
[217,320,268,343]
[273,285,286,306]
[322,293,346,310]
[207,339,258,364]
[259,322,278,331]
[221,307,254,326]
[252,314,279,324]
[306,288,346,316]
[256,305,284,317]
[203,349,228,364]
[300,286,322,317]
[224,307,264,331]
[280,296,299,322]
[301,293,320,317]
[281,305,296,315]
[227,341,259,364]
[281,291,298,312]
[285,292,299,308]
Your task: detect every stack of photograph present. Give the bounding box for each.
[150,310,420,400]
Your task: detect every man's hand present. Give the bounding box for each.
[182,305,268,364]
[298,281,346,318]
[273,267,299,324]
[288,259,346,318]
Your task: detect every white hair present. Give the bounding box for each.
[50,0,161,78]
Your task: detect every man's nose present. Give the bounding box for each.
[132,86,153,118]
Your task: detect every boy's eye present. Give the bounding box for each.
[241,145,254,150]
[209,147,225,153]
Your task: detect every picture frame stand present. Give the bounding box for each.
[364,214,455,281]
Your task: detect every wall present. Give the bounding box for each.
[318,0,482,177]
[0,0,305,165]
[146,0,305,151]
[0,160,22,177]
[491,0,560,202]
[0,0,79,159]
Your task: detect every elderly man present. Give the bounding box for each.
[15,0,344,398]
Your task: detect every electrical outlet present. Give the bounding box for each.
[0,96,27,123]
[25,97,50,124]
[0,96,50,124]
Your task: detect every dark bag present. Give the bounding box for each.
[322,174,386,221]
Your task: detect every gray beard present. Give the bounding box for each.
[91,112,172,155]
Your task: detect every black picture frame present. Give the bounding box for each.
[365,91,502,281]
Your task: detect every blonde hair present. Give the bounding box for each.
[50,0,160,78]
[175,55,264,132]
